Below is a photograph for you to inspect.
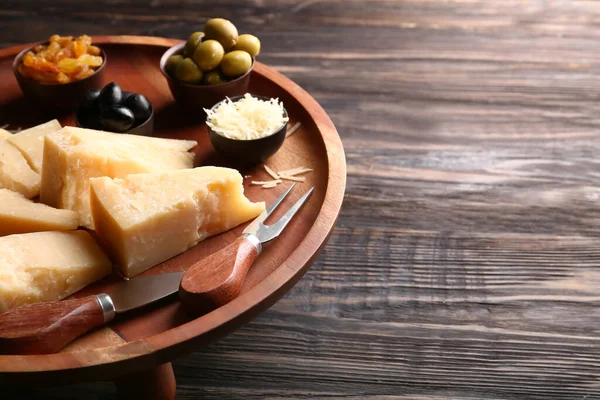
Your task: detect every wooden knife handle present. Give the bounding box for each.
[179,235,261,316]
[0,295,113,355]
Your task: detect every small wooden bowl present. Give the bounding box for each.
[12,42,107,111]
[207,95,288,165]
[74,105,155,136]
[159,43,253,111]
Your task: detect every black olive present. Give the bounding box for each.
[76,107,102,130]
[80,89,100,110]
[122,94,152,124]
[121,91,135,104]
[98,82,123,109]
[100,106,135,133]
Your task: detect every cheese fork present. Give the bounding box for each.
[0,184,313,354]
[179,183,314,314]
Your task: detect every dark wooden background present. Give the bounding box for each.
[4,0,600,398]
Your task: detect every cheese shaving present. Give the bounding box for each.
[264,164,280,180]
[254,164,314,189]
[251,180,282,186]
[278,167,313,176]
[279,174,306,182]
[286,122,302,137]
[205,94,289,140]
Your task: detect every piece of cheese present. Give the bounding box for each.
[90,167,265,277]
[0,138,40,198]
[0,189,79,236]
[0,230,112,312]
[40,126,197,229]
[7,119,61,173]
[0,129,11,139]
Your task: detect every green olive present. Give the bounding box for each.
[192,40,224,71]
[220,50,252,77]
[232,34,260,57]
[184,32,205,57]
[203,69,227,86]
[165,55,183,77]
[174,58,203,84]
[204,18,238,51]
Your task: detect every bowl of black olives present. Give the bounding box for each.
[75,82,154,136]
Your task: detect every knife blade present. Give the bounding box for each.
[105,271,184,314]
[0,272,184,355]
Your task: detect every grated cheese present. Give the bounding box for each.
[254,164,314,189]
[279,174,306,182]
[264,164,280,180]
[251,179,282,186]
[278,167,312,176]
[205,94,289,141]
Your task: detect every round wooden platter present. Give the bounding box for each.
[0,36,346,396]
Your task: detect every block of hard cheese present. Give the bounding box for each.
[0,230,112,312]
[0,129,11,139]
[7,119,61,173]
[40,126,197,229]
[90,167,265,277]
[0,138,40,198]
[0,188,79,236]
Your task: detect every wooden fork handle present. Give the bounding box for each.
[179,234,262,316]
[0,294,114,355]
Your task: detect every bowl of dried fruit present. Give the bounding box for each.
[12,35,107,110]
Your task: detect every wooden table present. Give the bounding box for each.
[4,0,600,398]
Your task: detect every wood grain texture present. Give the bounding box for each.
[0,296,105,355]
[114,363,176,400]
[3,0,600,399]
[180,236,260,316]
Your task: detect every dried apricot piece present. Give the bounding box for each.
[78,35,92,46]
[73,40,87,58]
[56,72,70,84]
[87,45,101,56]
[56,36,74,47]
[72,64,91,80]
[23,52,59,73]
[58,58,80,74]
[54,47,74,62]
[78,54,103,67]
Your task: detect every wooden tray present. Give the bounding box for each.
[0,36,346,396]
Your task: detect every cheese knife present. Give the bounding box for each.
[0,184,313,355]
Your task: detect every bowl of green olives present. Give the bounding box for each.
[160,18,260,111]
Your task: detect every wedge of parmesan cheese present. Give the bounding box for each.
[40,126,197,229]
[0,129,11,139]
[0,230,112,312]
[0,189,79,236]
[0,138,40,198]
[7,119,62,173]
[90,167,265,277]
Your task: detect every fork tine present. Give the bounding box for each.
[266,182,296,214]
[260,187,314,243]
[243,183,297,235]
